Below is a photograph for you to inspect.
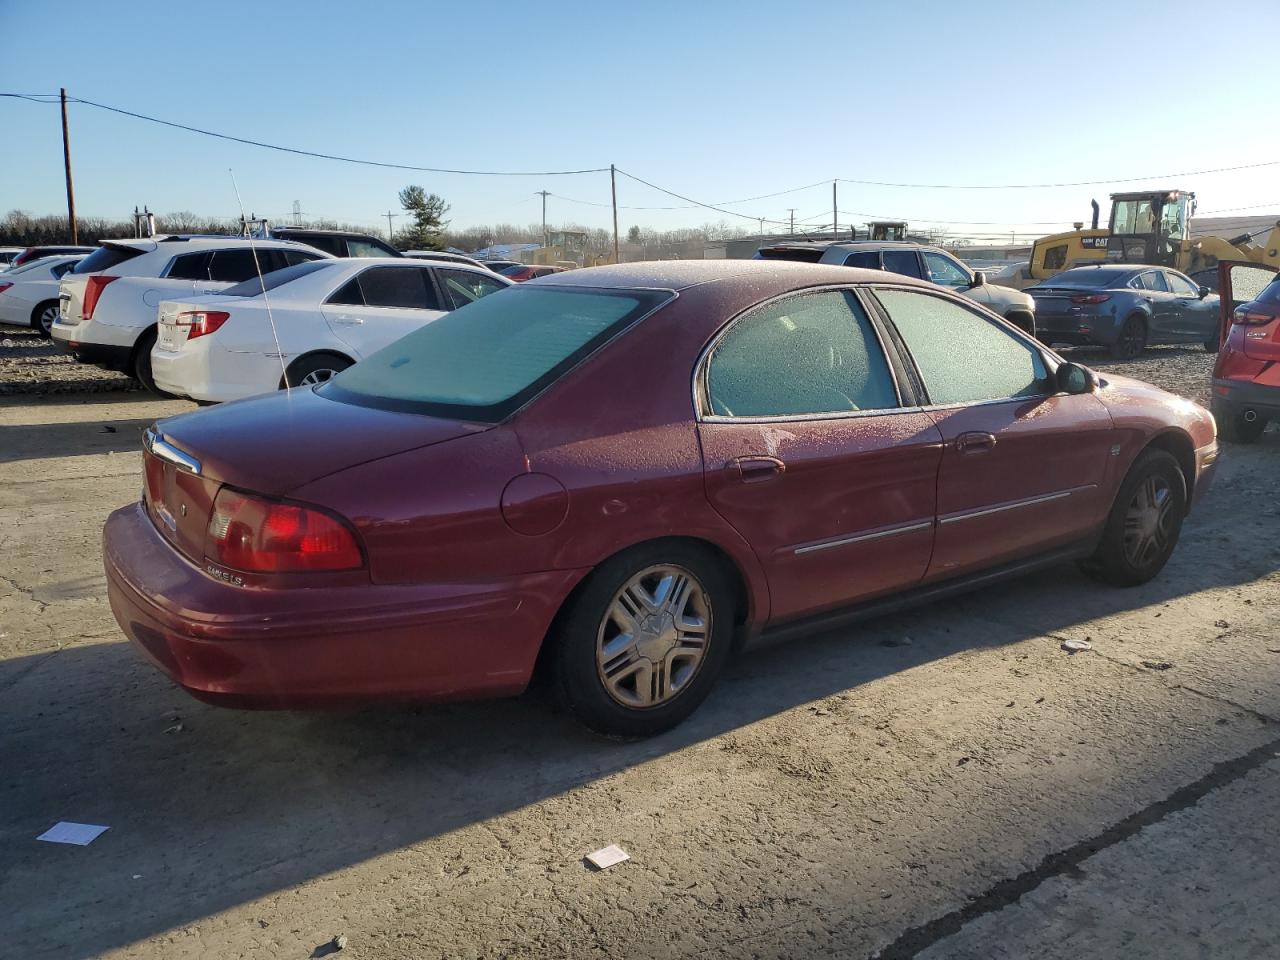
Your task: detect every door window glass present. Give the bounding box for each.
[346,238,394,258]
[283,249,323,267]
[843,251,881,269]
[354,266,434,309]
[881,250,924,279]
[875,289,1051,405]
[922,252,971,288]
[167,252,210,280]
[1165,272,1198,296]
[437,269,507,310]
[327,277,364,306]
[207,249,280,283]
[706,290,898,417]
[1134,271,1169,292]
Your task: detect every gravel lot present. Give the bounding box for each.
[1,328,1277,959]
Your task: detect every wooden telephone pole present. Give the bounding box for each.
[60,89,78,244]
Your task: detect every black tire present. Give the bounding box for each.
[1079,449,1186,587]
[283,352,351,388]
[1212,399,1268,444]
[1110,315,1147,360]
[132,327,174,397]
[552,540,735,738]
[1006,311,1036,338]
[29,299,59,338]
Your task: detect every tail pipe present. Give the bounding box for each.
[1091,200,1100,231]
[1244,410,1259,423]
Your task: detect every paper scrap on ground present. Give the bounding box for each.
[586,845,630,870]
[37,822,109,846]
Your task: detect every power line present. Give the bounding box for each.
[612,168,794,226]
[836,160,1280,190]
[6,93,608,176]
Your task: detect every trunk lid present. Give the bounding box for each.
[153,385,491,498]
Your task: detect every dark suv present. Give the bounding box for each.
[756,240,1037,334]
[269,228,401,259]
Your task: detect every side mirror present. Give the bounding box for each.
[1057,361,1097,395]
[970,271,987,287]
[1198,285,1211,299]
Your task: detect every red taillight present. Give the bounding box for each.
[175,310,230,339]
[1070,293,1111,304]
[1233,306,1277,325]
[82,275,121,320]
[205,488,363,573]
[0,283,12,294]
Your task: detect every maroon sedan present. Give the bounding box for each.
[105,261,1218,737]
[499,263,565,282]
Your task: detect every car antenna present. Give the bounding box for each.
[229,169,290,396]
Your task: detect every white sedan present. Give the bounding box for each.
[0,255,84,336]
[151,257,511,403]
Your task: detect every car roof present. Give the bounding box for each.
[532,258,934,293]
[99,236,330,253]
[760,240,946,254]
[1056,263,1168,273]
[273,228,380,238]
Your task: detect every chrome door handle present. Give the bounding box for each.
[726,456,786,483]
[955,431,997,454]
[333,315,364,325]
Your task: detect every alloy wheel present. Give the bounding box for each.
[38,304,58,336]
[299,368,338,385]
[1122,474,1174,568]
[595,564,711,709]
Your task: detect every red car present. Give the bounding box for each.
[499,264,565,282]
[105,261,1218,737]
[1212,260,1280,443]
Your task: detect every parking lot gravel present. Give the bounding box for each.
[1,329,1276,959]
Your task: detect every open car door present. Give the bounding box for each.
[1217,260,1278,345]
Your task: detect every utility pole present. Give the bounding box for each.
[610,165,620,264]
[535,190,551,251]
[60,88,78,244]
[759,218,765,244]
[291,200,305,225]
[384,210,399,243]
[832,181,837,243]
[787,208,796,235]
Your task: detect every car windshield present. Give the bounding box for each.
[499,264,528,276]
[220,259,332,296]
[1041,268,1133,289]
[321,285,672,421]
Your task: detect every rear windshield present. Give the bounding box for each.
[320,285,673,421]
[1041,268,1133,288]
[73,244,146,274]
[1257,277,1280,305]
[499,264,528,276]
[220,259,332,296]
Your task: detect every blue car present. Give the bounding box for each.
[1028,264,1220,360]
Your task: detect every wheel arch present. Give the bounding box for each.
[1143,428,1196,509]
[528,533,760,689]
[279,349,356,389]
[29,297,59,330]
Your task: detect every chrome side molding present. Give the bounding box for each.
[143,427,202,475]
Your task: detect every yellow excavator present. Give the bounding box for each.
[1026,189,1280,286]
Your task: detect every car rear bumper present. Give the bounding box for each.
[104,502,586,708]
[152,341,285,403]
[1212,378,1280,416]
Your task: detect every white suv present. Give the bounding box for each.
[52,236,331,391]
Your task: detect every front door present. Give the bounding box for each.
[870,287,1115,580]
[697,288,944,623]
[1163,270,1218,342]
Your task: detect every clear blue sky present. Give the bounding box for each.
[2,0,1277,242]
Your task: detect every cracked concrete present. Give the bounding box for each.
[2,377,1278,959]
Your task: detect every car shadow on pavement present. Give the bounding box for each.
[0,417,161,464]
[2,470,1277,960]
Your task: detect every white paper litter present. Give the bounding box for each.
[585,844,630,870]
[1061,638,1092,652]
[37,822,109,846]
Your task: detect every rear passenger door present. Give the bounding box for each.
[320,265,446,356]
[1133,269,1177,342]
[870,287,1115,580]
[697,288,944,623]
